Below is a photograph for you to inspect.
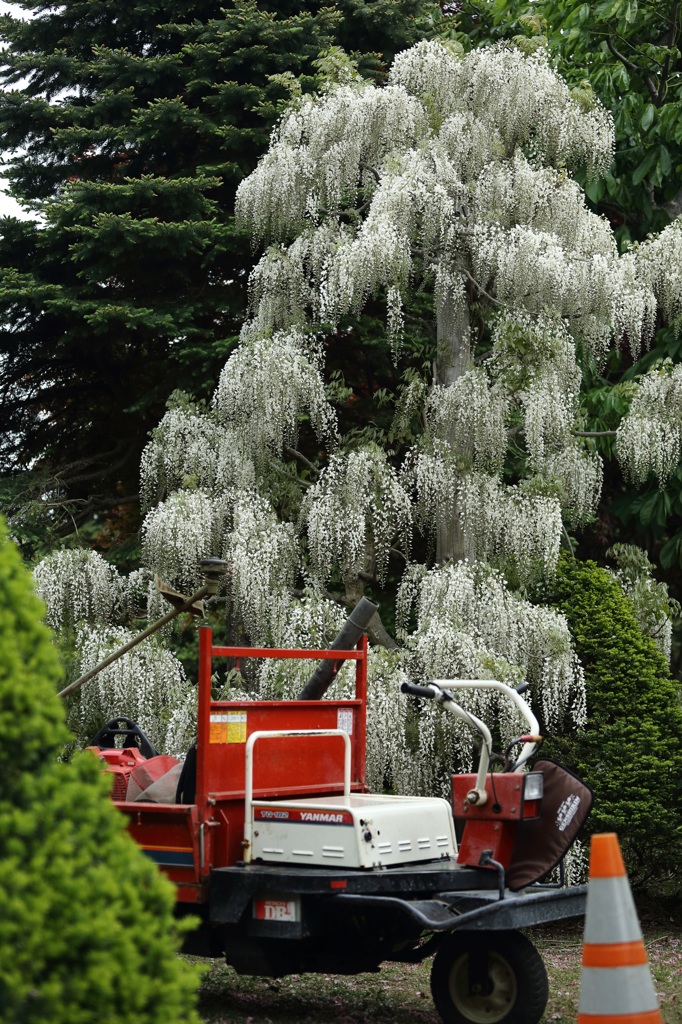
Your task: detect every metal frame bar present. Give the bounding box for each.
[243,729,352,864]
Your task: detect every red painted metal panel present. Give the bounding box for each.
[120,803,208,901]
[117,630,370,901]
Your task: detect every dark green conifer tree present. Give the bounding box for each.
[0,0,435,555]
[0,516,201,1023]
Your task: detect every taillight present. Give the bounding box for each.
[522,771,543,819]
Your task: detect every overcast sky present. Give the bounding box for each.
[0,1,34,219]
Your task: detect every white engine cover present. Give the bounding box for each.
[250,792,457,868]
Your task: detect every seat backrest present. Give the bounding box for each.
[175,744,197,805]
[506,758,593,890]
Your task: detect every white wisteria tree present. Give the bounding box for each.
[35,40,682,790]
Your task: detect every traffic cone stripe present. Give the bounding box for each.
[577,1012,663,1024]
[583,879,643,944]
[578,965,660,1015]
[577,834,663,1024]
[582,941,649,968]
[588,833,627,878]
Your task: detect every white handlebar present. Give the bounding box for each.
[425,679,541,805]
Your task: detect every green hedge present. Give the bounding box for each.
[0,520,201,1024]
[542,556,682,888]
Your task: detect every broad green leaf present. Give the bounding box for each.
[632,147,658,185]
[585,178,606,203]
[660,533,682,569]
[640,103,655,131]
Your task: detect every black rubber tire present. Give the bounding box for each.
[430,930,548,1024]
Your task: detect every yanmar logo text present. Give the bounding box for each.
[300,811,345,823]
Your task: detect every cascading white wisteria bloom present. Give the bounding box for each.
[236,82,428,244]
[542,445,604,528]
[34,548,125,632]
[304,447,412,586]
[458,474,563,588]
[616,362,682,486]
[520,367,579,467]
[141,488,233,592]
[140,404,256,512]
[607,543,677,662]
[225,493,299,645]
[635,219,682,325]
[401,440,459,537]
[69,625,190,753]
[213,329,337,460]
[245,223,349,337]
[389,41,613,176]
[425,370,508,472]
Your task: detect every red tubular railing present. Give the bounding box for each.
[196,628,369,808]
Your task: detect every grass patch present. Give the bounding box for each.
[195,921,682,1024]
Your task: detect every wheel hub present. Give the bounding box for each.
[450,951,518,1024]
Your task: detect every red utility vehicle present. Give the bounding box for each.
[88,615,591,1024]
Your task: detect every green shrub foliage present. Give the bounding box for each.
[542,556,682,887]
[0,520,200,1024]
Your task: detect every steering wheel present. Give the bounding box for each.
[88,717,159,760]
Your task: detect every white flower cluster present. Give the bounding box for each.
[213,330,337,461]
[363,649,413,794]
[542,446,603,528]
[520,368,578,467]
[616,362,682,485]
[426,369,508,472]
[304,448,412,585]
[34,548,125,632]
[490,311,579,390]
[140,405,256,511]
[69,625,191,754]
[458,474,563,588]
[636,220,682,325]
[245,224,346,335]
[236,82,427,243]
[225,494,299,645]
[390,41,613,177]
[401,440,459,537]
[608,543,677,661]
[394,560,585,795]
[141,488,232,592]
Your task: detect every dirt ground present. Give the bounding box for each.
[195,915,682,1024]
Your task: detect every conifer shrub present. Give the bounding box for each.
[0,520,201,1024]
[541,556,682,888]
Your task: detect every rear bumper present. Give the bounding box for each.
[329,884,587,931]
[209,859,586,932]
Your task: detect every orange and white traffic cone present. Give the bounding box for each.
[578,833,662,1024]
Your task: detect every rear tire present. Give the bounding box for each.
[430,930,548,1024]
